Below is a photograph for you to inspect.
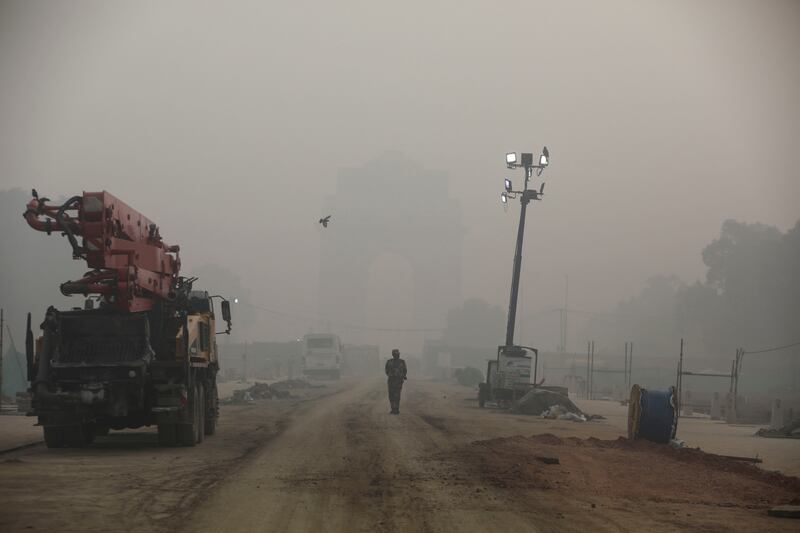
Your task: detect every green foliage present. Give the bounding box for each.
[454,366,484,388]
[581,219,800,365]
[581,275,685,358]
[689,219,800,354]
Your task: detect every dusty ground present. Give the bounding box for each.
[0,413,42,451]
[0,388,321,532]
[0,379,798,532]
[574,398,800,476]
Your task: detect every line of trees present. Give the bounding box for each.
[583,219,800,367]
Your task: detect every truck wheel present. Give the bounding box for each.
[63,424,90,447]
[158,423,177,446]
[81,424,96,445]
[195,383,205,444]
[177,423,194,446]
[43,427,65,448]
[204,384,218,436]
[177,384,199,447]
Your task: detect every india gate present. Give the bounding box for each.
[318,152,462,350]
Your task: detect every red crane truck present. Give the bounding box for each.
[22,190,232,447]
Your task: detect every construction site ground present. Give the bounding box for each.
[0,378,798,532]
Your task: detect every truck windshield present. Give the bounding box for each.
[307,338,334,349]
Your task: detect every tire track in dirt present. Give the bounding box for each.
[122,412,293,531]
[0,386,342,533]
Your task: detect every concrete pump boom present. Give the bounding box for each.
[23,190,181,312]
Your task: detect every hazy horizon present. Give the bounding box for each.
[1,0,798,354]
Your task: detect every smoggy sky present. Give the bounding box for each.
[1,0,798,352]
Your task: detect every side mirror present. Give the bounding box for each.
[213,297,233,335]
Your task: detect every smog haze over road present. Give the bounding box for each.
[1,0,798,355]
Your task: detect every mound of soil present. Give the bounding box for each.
[458,433,800,508]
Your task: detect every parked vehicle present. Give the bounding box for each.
[301,333,342,379]
[22,190,232,447]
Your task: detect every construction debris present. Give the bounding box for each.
[225,379,322,404]
[756,418,800,439]
[714,453,762,464]
[272,378,321,390]
[542,405,587,422]
[767,505,800,519]
[513,389,584,418]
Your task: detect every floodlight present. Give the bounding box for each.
[520,153,533,167]
[501,192,508,204]
[506,152,517,165]
[234,297,239,304]
[539,146,549,166]
[504,179,513,192]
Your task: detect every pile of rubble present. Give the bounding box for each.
[513,388,603,422]
[272,378,320,390]
[226,378,322,404]
[756,418,800,439]
[514,389,581,416]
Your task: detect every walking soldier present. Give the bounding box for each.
[385,348,407,414]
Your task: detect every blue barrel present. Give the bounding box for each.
[628,385,678,444]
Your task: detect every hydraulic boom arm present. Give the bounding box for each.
[24,190,181,312]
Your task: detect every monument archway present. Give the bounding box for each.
[364,251,415,351]
[318,152,462,352]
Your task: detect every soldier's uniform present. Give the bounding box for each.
[385,349,407,415]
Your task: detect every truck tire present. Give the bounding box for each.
[177,382,200,447]
[158,423,177,446]
[63,424,92,447]
[204,383,218,436]
[196,383,205,444]
[82,423,96,445]
[176,422,192,446]
[43,427,65,448]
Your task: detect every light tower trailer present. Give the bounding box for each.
[478,345,538,408]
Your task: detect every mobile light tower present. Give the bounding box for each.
[501,146,549,349]
[478,146,550,408]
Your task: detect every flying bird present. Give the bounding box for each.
[319,215,331,228]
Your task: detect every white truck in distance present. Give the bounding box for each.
[301,333,342,379]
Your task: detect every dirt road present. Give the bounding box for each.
[1,378,797,532]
